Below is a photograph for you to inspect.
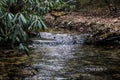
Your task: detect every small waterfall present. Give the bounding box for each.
[32,32,88,46]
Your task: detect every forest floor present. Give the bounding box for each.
[46,12,120,33]
[46,11,120,45]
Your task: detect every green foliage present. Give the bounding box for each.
[0,0,63,53]
[61,0,76,11]
[62,0,119,13]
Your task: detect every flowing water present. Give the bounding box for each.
[0,32,120,80]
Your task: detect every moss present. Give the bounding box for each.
[99,32,113,38]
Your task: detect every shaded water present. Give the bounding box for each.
[0,32,120,80]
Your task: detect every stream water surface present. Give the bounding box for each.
[0,32,120,80]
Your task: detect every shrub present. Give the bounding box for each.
[0,0,63,54]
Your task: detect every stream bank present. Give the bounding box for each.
[46,12,120,45]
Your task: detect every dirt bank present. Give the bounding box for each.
[46,12,120,45]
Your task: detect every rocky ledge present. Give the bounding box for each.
[46,12,120,45]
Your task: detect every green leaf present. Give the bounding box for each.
[16,37,20,42]
[28,20,36,30]
[37,20,42,29]
[8,13,14,21]
[20,14,27,24]
[19,43,25,50]
[40,18,47,29]
[12,13,19,23]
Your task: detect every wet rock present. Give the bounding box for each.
[85,31,120,45]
